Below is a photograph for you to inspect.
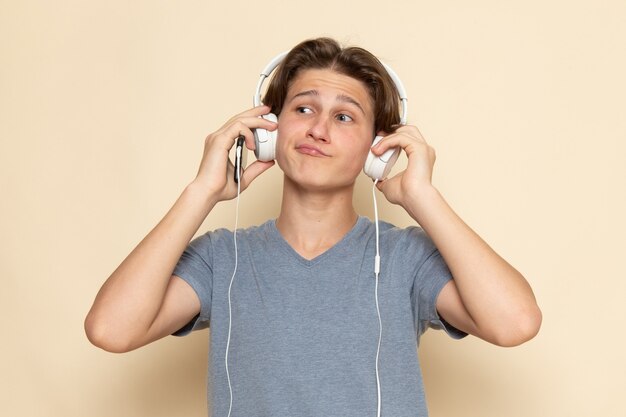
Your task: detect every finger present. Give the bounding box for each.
[374,125,424,144]
[224,106,278,141]
[371,129,427,156]
[239,160,276,190]
[374,175,398,195]
[394,125,425,139]
[225,105,272,124]
[375,178,386,192]
[224,116,277,136]
[370,132,405,156]
[216,117,277,152]
[236,115,278,139]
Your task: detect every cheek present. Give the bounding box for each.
[347,138,374,172]
[273,117,290,159]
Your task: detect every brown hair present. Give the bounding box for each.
[263,38,402,135]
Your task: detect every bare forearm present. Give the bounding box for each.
[84,106,277,352]
[404,185,541,345]
[85,182,217,349]
[372,125,540,345]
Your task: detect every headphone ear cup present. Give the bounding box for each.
[363,135,400,180]
[253,113,278,161]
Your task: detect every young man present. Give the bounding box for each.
[85,38,541,416]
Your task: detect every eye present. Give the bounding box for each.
[296,106,313,114]
[336,113,353,123]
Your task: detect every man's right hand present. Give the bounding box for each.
[193,105,277,202]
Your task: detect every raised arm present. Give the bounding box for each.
[84,106,276,353]
[373,126,542,347]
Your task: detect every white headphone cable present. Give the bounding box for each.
[372,179,383,417]
[226,144,243,417]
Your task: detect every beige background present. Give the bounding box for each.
[2,0,624,416]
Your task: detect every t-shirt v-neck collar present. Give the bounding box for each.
[266,216,368,267]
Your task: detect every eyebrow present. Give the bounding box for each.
[288,89,366,115]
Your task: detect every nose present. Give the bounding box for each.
[306,114,331,143]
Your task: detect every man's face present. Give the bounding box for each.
[275,68,376,191]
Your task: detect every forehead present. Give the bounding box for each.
[286,69,373,115]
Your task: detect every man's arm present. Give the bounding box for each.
[84,106,276,353]
[373,126,542,347]
[407,185,541,346]
[84,185,217,353]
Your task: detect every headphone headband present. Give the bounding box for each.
[253,51,408,125]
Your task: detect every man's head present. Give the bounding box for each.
[263,38,402,136]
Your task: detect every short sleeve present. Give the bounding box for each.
[413,248,467,341]
[171,233,214,336]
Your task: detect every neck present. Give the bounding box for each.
[276,176,359,260]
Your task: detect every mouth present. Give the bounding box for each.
[295,144,330,157]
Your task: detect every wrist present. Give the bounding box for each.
[402,183,443,222]
[183,180,220,211]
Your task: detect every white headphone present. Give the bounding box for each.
[252,52,409,180]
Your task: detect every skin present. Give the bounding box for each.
[273,69,377,256]
[84,68,541,353]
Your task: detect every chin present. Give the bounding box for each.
[277,154,362,190]
[285,171,359,193]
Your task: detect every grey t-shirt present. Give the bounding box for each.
[173,216,465,417]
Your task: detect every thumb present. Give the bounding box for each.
[240,160,275,190]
